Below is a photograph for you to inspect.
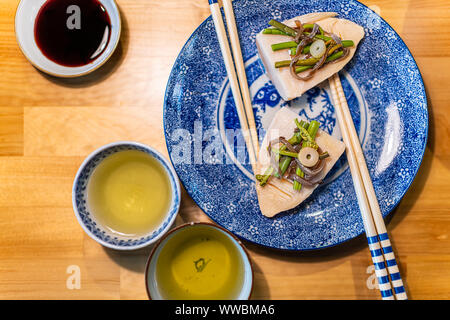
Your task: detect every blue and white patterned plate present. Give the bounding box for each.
[163,0,428,250]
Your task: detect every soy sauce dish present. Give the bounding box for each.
[15,0,121,77]
[145,223,254,300]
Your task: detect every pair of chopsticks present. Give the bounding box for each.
[208,0,259,172]
[328,73,407,300]
[210,0,406,300]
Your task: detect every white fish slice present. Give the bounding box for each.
[256,107,345,217]
[256,12,365,101]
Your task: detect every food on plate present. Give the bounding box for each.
[255,108,345,217]
[256,12,364,101]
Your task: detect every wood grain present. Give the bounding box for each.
[0,108,23,156]
[0,0,449,300]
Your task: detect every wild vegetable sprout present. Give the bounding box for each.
[256,119,330,191]
[262,19,354,80]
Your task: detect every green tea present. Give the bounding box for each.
[155,225,245,299]
[87,150,172,236]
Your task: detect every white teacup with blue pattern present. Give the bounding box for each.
[72,141,181,250]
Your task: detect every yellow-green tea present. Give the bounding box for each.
[87,150,172,236]
[155,225,245,299]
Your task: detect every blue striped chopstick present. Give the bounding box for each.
[367,235,395,299]
[368,234,406,299]
[331,73,407,299]
[329,73,407,300]
[377,233,407,298]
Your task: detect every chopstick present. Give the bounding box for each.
[208,0,259,173]
[222,0,260,156]
[329,73,407,300]
[210,0,406,299]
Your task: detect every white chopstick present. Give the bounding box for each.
[329,73,407,300]
[208,0,259,173]
[222,0,260,155]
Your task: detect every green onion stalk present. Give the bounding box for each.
[262,28,290,36]
[275,42,353,68]
[268,19,298,37]
[287,40,354,55]
[292,120,310,191]
[264,20,324,38]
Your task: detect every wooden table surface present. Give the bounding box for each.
[0,0,449,300]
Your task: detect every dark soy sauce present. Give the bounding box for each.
[34,0,112,67]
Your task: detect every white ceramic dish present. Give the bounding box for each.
[72,141,181,250]
[15,0,121,77]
